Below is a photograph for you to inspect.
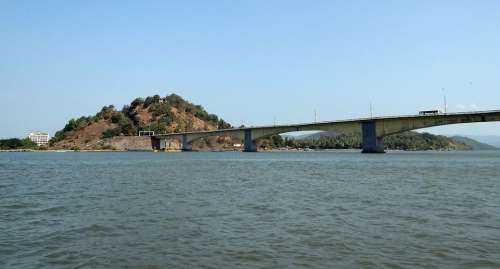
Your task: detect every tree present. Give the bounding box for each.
[144,96,155,107]
[0,138,38,150]
[165,94,186,107]
[131,97,145,108]
[271,135,284,147]
[101,128,122,138]
[96,105,115,120]
[162,111,176,125]
[120,122,137,136]
[217,119,232,129]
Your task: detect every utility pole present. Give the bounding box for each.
[442,88,447,114]
[370,102,373,118]
[314,109,317,123]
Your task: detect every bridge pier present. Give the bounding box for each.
[181,134,193,151]
[244,129,258,152]
[362,121,385,153]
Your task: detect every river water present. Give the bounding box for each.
[1,151,500,269]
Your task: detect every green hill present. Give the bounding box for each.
[275,131,472,151]
[451,136,497,150]
[50,94,233,150]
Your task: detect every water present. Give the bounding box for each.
[1,151,500,269]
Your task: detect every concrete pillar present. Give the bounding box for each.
[243,129,258,152]
[362,121,385,153]
[181,134,193,151]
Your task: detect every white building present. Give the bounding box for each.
[28,132,50,146]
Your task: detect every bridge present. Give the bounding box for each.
[153,110,500,153]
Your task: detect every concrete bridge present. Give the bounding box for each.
[153,110,500,153]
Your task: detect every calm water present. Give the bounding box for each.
[1,151,500,269]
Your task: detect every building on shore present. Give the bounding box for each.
[28,132,50,146]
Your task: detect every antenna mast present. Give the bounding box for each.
[442,88,447,114]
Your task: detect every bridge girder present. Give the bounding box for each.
[376,112,500,137]
[153,110,500,152]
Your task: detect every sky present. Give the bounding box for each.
[1,0,499,138]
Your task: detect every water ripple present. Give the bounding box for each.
[2,151,500,268]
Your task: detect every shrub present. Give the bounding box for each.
[161,110,176,125]
[0,138,23,149]
[102,128,122,139]
[147,121,168,134]
[165,94,186,107]
[195,110,209,121]
[131,98,144,108]
[217,119,232,129]
[150,103,174,118]
[271,135,284,147]
[100,145,116,150]
[0,138,40,150]
[21,138,38,149]
[94,105,115,120]
[120,122,136,136]
[111,112,128,125]
[144,95,161,107]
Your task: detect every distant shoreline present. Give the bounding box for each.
[1,148,497,153]
[0,149,124,153]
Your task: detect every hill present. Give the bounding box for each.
[50,94,234,150]
[451,136,498,150]
[464,135,500,148]
[278,131,472,151]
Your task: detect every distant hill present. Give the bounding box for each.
[451,136,498,150]
[50,94,235,150]
[465,135,500,148]
[285,131,472,151]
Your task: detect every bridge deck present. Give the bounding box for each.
[154,110,500,138]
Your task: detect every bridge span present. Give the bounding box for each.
[153,110,500,153]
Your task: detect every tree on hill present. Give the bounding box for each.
[102,112,137,138]
[131,98,145,108]
[144,95,161,107]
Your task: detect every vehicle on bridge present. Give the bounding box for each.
[419,110,442,116]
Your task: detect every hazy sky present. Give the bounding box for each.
[1,1,499,138]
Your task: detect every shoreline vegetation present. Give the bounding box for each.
[1,147,497,153]
[2,133,494,152]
